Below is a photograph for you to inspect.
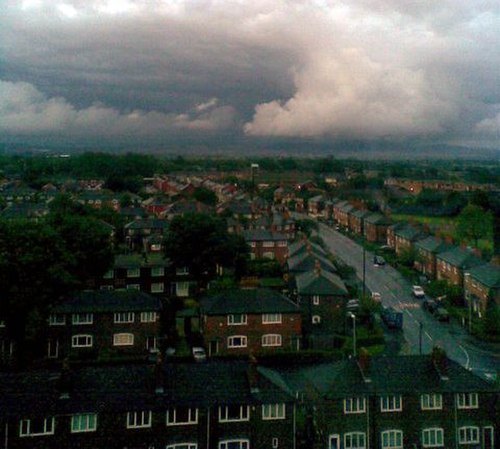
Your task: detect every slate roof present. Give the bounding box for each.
[295,270,348,296]
[308,195,324,203]
[394,224,425,241]
[364,213,391,225]
[351,209,372,220]
[125,218,168,230]
[436,247,485,269]
[287,251,337,274]
[243,230,287,242]
[51,290,162,314]
[467,263,500,289]
[415,236,451,254]
[201,288,299,315]
[288,240,326,259]
[0,361,294,417]
[339,203,355,213]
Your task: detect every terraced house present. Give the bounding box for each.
[464,263,500,317]
[0,360,296,449]
[414,236,451,280]
[436,247,485,288]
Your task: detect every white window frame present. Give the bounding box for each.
[72,313,93,325]
[114,312,135,323]
[218,405,250,422]
[19,417,55,437]
[126,411,152,429]
[126,283,141,291]
[71,413,97,433]
[263,241,275,247]
[262,334,282,347]
[176,281,190,297]
[458,426,479,444]
[262,313,282,324]
[421,393,443,410]
[227,335,247,348]
[272,437,279,448]
[151,267,165,277]
[344,397,366,414]
[218,440,249,449]
[127,268,140,278]
[166,407,198,426]
[313,295,320,305]
[140,312,157,323]
[151,282,164,293]
[113,333,134,346]
[262,403,286,420]
[381,430,403,449]
[380,395,402,412]
[103,270,114,279]
[227,314,247,325]
[166,444,197,449]
[312,315,321,324]
[422,428,444,448]
[456,393,478,409]
[71,334,93,348]
[344,431,366,449]
[49,314,66,326]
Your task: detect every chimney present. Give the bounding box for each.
[314,259,321,277]
[58,358,71,399]
[155,352,164,394]
[247,353,259,394]
[431,347,449,381]
[356,348,372,383]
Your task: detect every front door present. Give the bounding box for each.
[209,340,219,356]
[329,434,340,449]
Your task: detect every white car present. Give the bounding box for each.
[192,346,207,362]
[412,285,425,298]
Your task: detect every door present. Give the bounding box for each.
[483,426,494,449]
[209,340,219,356]
[329,434,340,449]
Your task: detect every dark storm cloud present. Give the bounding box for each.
[0,0,499,147]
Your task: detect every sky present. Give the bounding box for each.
[1,0,499,151]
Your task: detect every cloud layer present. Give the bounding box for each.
[1,0,499,147]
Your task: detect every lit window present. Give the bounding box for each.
[227,336,247,348]
[344,432,366,449]
[381,430,403,449]
[71,414,97,433]
[218,405,249,422]
[458,426,479,444]
[72,313,93,325]
[344,397,366,414]
[19,418,55,437]
[71,334,93,348]
[421,394,442,410]
[176,281,190,297]
[262,334,282,347]
[140,312,157,323]
[422,428,444,448]
[262,404,285,420]
[227,314,247,325]
[49,314,66,326]
[218,440,249,449]
[113,333,134,346]
[114,312,135,323]
[166,407,198,426]
[126,411,152,429]
[380,395,402,412]
[262,313,282,324]
[456,393,478,409]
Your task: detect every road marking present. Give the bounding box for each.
[424,331,433,341]
[459,345,470,370]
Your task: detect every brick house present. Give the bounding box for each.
[436,247,486,288]
[393,224,426,257]
[307,195,325,217]
[77,190,121,211]
[124,218,169,251]
[363,213,392,243]
[414,236,451,279]
[46,290,163,361]
[337,203,355,229]
[200,288,302,356]
[386,222,407,250]
[288,239,327,260]
[287,251,337,277]
[464,263,500,316]
[0,360,296,449]
[349,209,371,236]
[243,230,288,264]
[279,353,498,449]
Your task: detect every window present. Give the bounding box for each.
[166,407,198,426]
[140,312,157,323]
[263,252,275,259]
[219,405,249,422]
[456,393,478,409]
[421,394,442,410]
[166,444,197,449]
[49,314,66,326]
[114,312,135,323]
[278,241,287,247]
[127,284,140,290]
[71,414,97,433]
[127,268,140,278]
[422,428,444,448]
[262,334,282,347]
[380,395,402,412]
[458,426,479,444]
[272,438,279,448]
[176,281,190,297]
[262,403,285,420]
[71,334,93,348]
[0,320,5,328]
[344,432,366,449]
[227,336,247,348]
[72,313,93,325]
[262,313,282,324]
[312,315,321,324]
[176,267,189,275]
[151,282,164,293]
[344,397,366,414]
[151,267,165,277]
[113,333,134,346]
[227,314,247,325]
[19,417,55,437]
[126,411,152,429]
[47,339,59,358]
[146,336,157,351]
[103,270,114,279]
[313,295,320,305]
[263,241,275,247]
[218,440,249,449]
[381,430,403,449]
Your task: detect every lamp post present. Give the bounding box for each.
[348,312,356,357]
[464,272,471,333]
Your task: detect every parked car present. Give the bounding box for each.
[192,346,207,362]
[373,255,386,266]
[422,298,438,313]
[434,307,450,322]
[412,285,425,298]
[381,306,403,330]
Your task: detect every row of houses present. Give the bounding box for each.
[0,352,497,449]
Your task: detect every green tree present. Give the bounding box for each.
[295,219,319,238]
[482,297,500,337]
[456,204,493,248]
[192,187,218,206]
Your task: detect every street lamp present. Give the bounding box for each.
[348,312,356,357]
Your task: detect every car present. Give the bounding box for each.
[412,285,425,298]
[373,255,386,266]
[346,299,360,311]
[422,298,438,313]
[434,307,450,322]
[192,346,207,362]
[371,292,382,303]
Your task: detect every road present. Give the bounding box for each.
[316,222,499,381]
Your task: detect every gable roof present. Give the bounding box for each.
[414,236,451,254]
[243,229,287,242]
[288,239,326,259]
[467,263,500,289]
[364,213,392,225]
[394,224,425,241]
[351,209,372,220]
[287,251,337,274]
[201,288,299,315]
[436,247,485,269]
[295,270,348,296]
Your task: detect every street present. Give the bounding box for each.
[316,222,500,381]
